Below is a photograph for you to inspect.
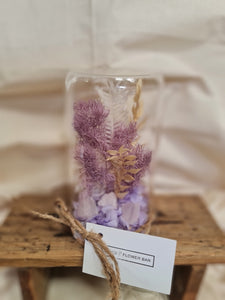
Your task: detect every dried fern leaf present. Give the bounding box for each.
[119,146,129,154]
[119,184,129,191]
[106,156,118,161]
[107,150,118,155]
[112,161,123,167]
[125,155,136,161]
[123,174,135,183]
[124,160,136,166]
[128,168,142,174]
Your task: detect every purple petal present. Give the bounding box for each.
[120,202,140,227]
[73,191,98,221]
[99,206,119,227]
[138,209,148,225]
[98,192,117,209]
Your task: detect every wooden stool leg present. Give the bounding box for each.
[182,265,206,300]
[18,268,49,300]
[171,265,206,300]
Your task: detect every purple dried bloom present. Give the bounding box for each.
[119,145,152,193]
[89,203,121,228]
[104,172,115,193]
[73,190,98,221]
[133,145,152,181]
[101,207,119,227]
[75,143,115,196]
[118,185,149,230]
[73,100,110,150]
[75,144,100,180]
[82,146,103,181]
[98,192,117,208]
[120,202,140,228]
[72,99,151,230]
[111,122,137,150]
[74,99,109,130]
[73,186,149,230]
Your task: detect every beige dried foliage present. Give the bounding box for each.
[106,145,141,199]
[132,79,143,122]
[106,80,145,199]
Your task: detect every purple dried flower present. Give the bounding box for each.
[81,145,103,181]
[73,190,98,221]
[111,122,137,150]
[75,143,115,195]
[74,186,149,230]
[72,99,151,230]
[73,100,109,150]
[118,186,148,230]
[133,145,152,181]
[104,172,115,193]
[74,99,109,130]
[120,202,140,228]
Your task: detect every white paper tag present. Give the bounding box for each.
[83,223,177,295]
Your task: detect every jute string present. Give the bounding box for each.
[31,198,154,300]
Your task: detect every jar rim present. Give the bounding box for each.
[66,70,162,90]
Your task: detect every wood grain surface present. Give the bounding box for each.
[0,190,224,268]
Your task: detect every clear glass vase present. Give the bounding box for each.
[65,72,162,231]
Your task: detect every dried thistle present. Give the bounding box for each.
[73,99,110,151]
[111,122,137,150]
[74,100,115,196]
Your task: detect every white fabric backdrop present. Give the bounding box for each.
[0,1,224,299]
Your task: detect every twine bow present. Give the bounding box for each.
[31,198,120,300]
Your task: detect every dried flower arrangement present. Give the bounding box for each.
[72,79,152,230]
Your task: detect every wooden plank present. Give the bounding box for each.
[151,195,225,265]
[18,268,49,300]
[0,191,224,268]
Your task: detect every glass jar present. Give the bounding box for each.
[65,72,162,231]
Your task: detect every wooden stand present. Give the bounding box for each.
[18,268,49,300]
[0,192,224,300]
